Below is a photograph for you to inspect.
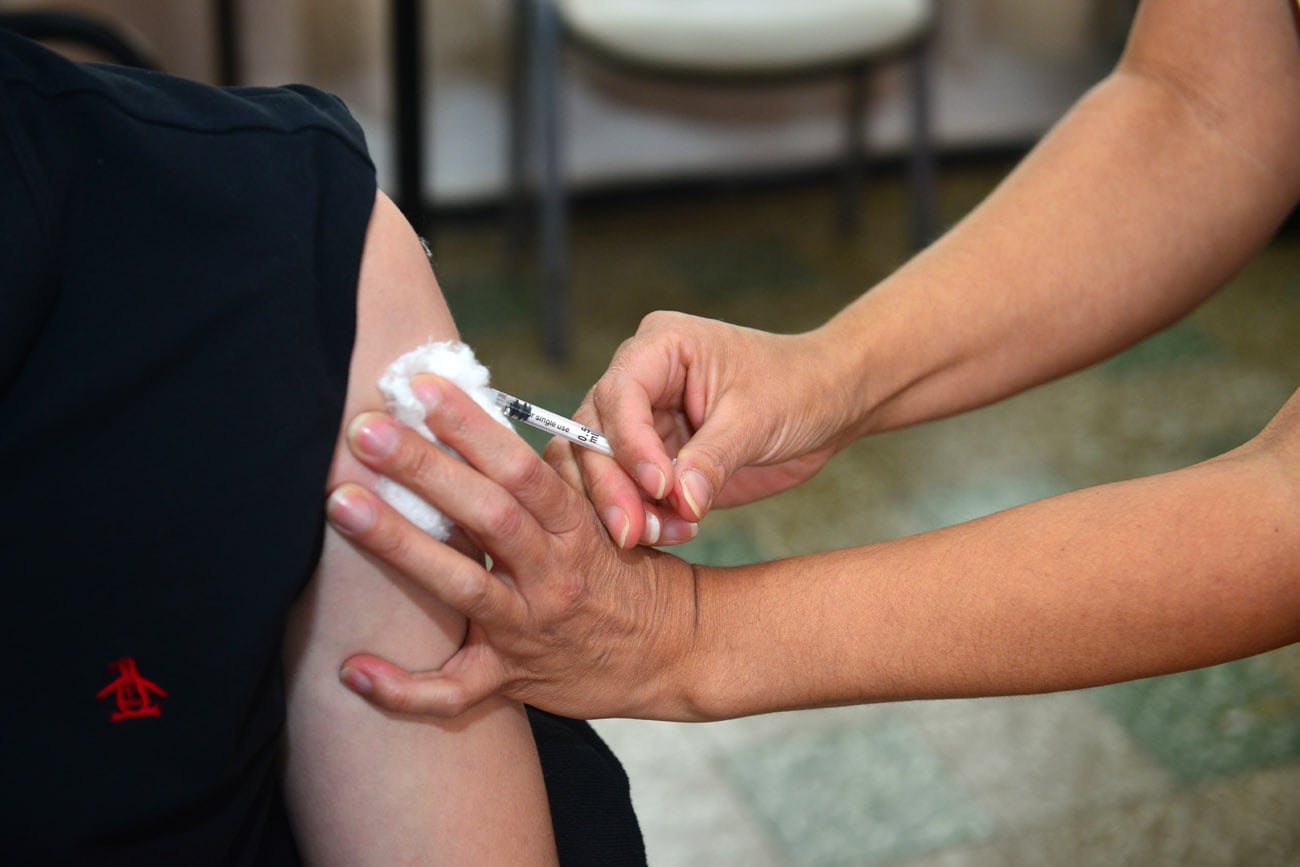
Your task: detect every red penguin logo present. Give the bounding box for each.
[97,657,167,722]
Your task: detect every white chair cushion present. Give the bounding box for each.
[553,0,934,75]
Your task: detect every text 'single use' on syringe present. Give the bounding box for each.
[490,389,614,456]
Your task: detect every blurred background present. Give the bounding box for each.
[0,0,1131,204]
[6,2,1296,864]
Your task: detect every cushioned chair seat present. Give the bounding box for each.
[556,0,933,76]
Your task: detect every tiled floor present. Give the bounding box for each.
[426,157,1300,866]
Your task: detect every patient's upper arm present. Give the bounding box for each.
[282,191,556,865]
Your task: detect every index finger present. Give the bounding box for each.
[326,482,524,630]
[413,375,585,538]
[572,372,683,548]
[579,332,685,501]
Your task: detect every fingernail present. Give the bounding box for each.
[412,376,442,410]
[636,462,667,500]
[680,469,712,520]
[661,517,699,545]
[350,414,399,459]
[340,666,373,696]
[327,488,374,535]
[603,505,630,549]
[643,511,661,546]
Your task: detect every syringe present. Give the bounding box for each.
[490,389,614,457]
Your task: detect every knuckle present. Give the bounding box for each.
[684,439,732,482]
[571,394,600,430]
[456,568,497,617]
[440,404,476,445]
[541,436,571,467]
[545,443,586,491]
[590,375,621,414]
[366,512,416,564]
[429,387,479,443]
[550,572,590,613]
[391,430,443,486]
[480,495,527,543]
[498,449,551,500]
[379,681,419,716]
[637,309,677,333]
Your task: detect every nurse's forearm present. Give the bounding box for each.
[668,432,1300,721]
[818,0,1300,439]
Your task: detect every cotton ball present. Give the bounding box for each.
[373,477,455,540]
[374,339,512,540]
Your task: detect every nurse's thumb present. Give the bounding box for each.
[669,420,755,522]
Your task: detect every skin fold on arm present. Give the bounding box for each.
[280,191,557,864]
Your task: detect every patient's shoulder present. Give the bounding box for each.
[328,190,461,488]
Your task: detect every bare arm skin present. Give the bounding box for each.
[281,192,557,863]
[677,393,1300,719]
[834,0,1300,433]
[578,0,1300,547]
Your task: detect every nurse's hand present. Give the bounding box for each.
[325,375,702,720]
[570,311,852,549]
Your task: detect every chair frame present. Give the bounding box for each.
[508,0,936,360]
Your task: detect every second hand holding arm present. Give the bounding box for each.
[329,374,704,720]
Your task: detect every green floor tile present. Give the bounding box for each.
[442,268,537,340]
[718,717,991,866]
[1088,655,1300,784]
[673,527,763,567]
[1100,321,1223,378]
[909,471,1072,531]
[667,237,819,302]
[1287,274,1300,303]
[1185,425,1263,463]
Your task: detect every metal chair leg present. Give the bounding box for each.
[213,0,240,85]
[837,66,867,235]
[532,0,569,361]
[506,0,532,252]
[907,42,936,249]
[391,0,427,229]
